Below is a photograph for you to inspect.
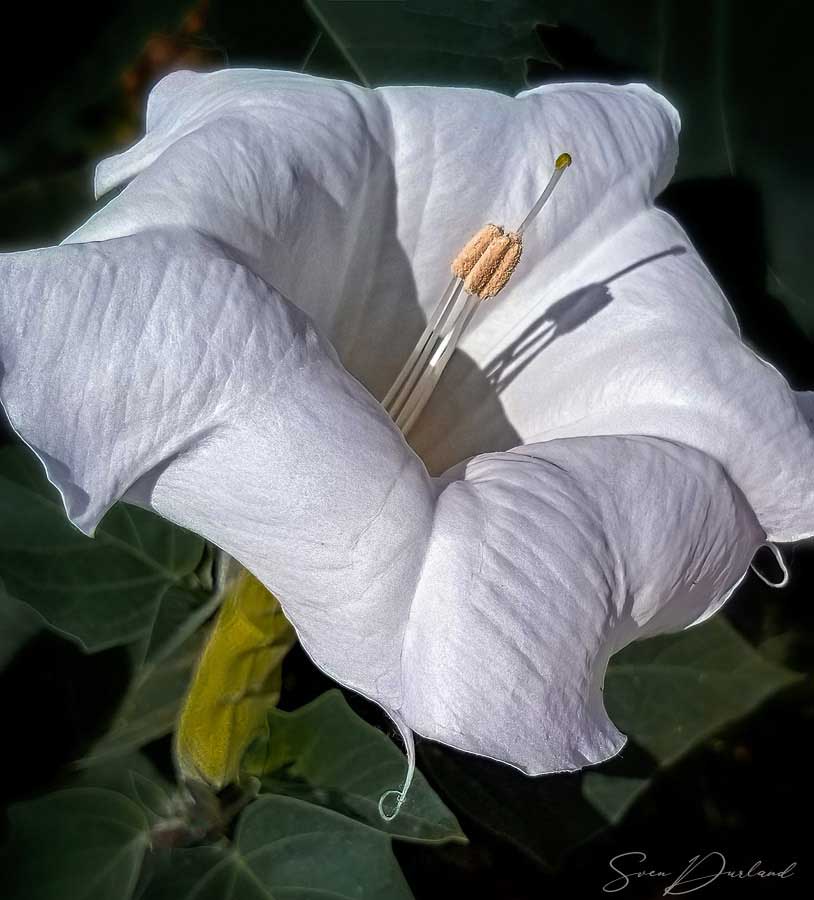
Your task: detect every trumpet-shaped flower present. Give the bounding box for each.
[1,70,811,811]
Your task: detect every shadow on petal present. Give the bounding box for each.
[485,245,687,394]
[409,246,687,473]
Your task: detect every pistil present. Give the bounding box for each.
[383,153,572,436]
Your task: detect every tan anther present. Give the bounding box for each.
[451,224,502,281]
[451,225,523,299]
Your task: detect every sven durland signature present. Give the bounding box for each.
[603,851,797,894]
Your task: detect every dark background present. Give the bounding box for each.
[1,2,813,897]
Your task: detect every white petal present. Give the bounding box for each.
[68,68,813,541]
[0,231,767,773]
[0,70,798,775]
[414,207,814,542]
[70,69,407,394]
[402,435,764,774]
[0,230,433,707]
[68,70,678,400]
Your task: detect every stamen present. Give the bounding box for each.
[453,227,522,300]
[395,292,480,435]
[450,223,503,278]
[385,153,572,435]
[382,276,464,416]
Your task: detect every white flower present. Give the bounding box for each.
[0,70,810,806]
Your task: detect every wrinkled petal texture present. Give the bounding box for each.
[404,436,763,772]
[0,229,764,773]
[70,69,814,541]
[0,230,434,707]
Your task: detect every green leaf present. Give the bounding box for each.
[70,751,174,810]
[127,771,175,823]
[579,773,649,826]
[307,0,555,92]
[140,795,414,900]
[0,583,42,669]
[421,617,798,868]
[78,628,207,767]
[136,848,226,900]
[605,617,800,763]
[3,788,150,900]
[203,0,355,80]
[68,752,177,830]
[0,446,206,651]
[78,565,224,766]
[581,616,800,822]
[132,575,220,669]
[243,689,465,844]
[417,741,607,871]
[542,0,814,332]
